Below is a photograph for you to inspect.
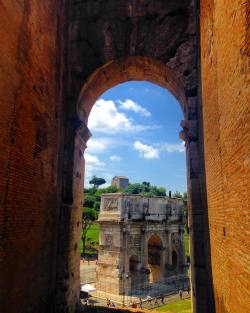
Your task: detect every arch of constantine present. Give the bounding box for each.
[97,194,189,297]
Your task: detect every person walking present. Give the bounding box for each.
[107,298,111,307]
[160,294,164,304]
[179,289,183,300]
[139,298,143,308]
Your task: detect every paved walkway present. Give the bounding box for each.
[80,259,97,284]
[83,291,190,309]
[80,259,190,309]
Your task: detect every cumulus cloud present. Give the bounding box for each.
[118,99,151,117]
[84,153,105,167]
[133,141,185,159]
[84,153,106,185]
[159,142,185,153]
[87,137,114,153]
[133,141,159,159]
[110,155,121,161]
[88,99,158,134]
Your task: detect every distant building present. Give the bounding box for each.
[111,176,129,189]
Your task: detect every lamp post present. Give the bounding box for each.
[122,272,129,306]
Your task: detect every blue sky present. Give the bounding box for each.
[84,81,187,193]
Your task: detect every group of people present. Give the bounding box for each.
[145,294,165,306]
[105,286,190,308]
[106,298,115,307]
[179,286,190,300]
[131,301,138,308]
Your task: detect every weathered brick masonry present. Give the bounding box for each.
[0,1,66,312]
[200,1,250,312]
[0,1,249,313]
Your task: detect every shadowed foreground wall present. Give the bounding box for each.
[200,1,250,312]
[0,1,64,312]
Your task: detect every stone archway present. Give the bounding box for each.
[1,0,248,312]
[147,234,164,283]
[77,56,187,122]
[55,1,215,311]
[57,54,213,313]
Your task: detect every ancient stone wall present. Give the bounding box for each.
[200,1,250,312]
[0,1,65,312]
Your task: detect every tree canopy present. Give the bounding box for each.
[123,182,166,196]
[82,207,98,255]
[89,175,106,188]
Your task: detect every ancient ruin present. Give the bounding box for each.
[111,176,129,190]
[96,193,189,296]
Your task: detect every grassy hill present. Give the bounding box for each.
[154,299,191,313]
[80,223,99,254]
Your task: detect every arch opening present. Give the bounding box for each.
[77,56,187,122]
[74,55,195,307]
[147,234,164,283]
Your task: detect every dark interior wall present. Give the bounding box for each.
[67,0,197,108]
[0,1,65,312]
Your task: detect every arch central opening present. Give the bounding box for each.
[147,235,164,283]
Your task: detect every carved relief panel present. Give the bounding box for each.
[103,198,118,211]
[172,232,181,250]
[104,234,113,247]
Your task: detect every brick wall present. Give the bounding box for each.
[2,1,249,312]
[200,1,250,312]
[0,1,64,312]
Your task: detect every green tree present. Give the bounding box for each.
[104,185,119,193]
[173,191,183,198]
[89,175,106,188]
[123,183,143,194]
[83,194,96,208]
[82,207,97,255]
[94,201,101,211]
[183,192,187,201]
[123,182,166,196]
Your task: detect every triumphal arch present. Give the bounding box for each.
[96,193,189,296]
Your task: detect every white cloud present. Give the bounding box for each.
[118,99,151,117]
[133,141,184,160]
[110,155,121,161]
[84,153,106,186]
[133,141,159,159]
[87,137,114,153]
[88,99,158,134]
[160,142,185,153]
[84,153,105,167]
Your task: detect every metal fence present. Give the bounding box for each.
[88,274,189,306]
